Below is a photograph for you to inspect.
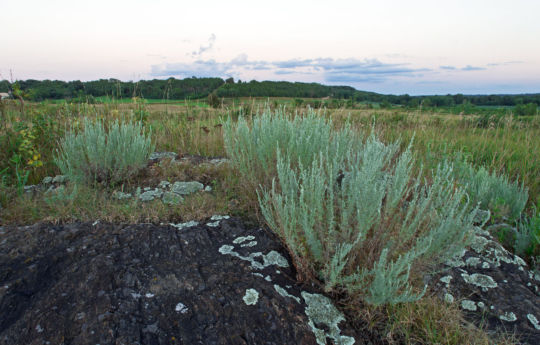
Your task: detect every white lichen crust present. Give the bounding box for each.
[301,292,355,345]
[243,288,259,305]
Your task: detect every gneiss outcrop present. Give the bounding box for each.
[0,217,360,345]
[433,225,540,344]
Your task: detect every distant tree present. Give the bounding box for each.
[225,77,234,84]
[207,91,220,108]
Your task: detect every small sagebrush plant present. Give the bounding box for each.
[452,157,528,221]
[55,118,154,186]
[225,108,477,306]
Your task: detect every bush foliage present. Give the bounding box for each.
[55,118,154,186]
[225,109,478,305]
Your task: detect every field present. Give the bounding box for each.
[0,98,538,344]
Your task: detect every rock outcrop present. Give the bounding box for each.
[0,217,360,345]
[433,226,540,344]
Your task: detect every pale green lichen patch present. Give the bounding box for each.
[206,221,220,227]
[526,314,540,330]
[470,235,490,253]
[444,293,454,303]
[210,215,230,221]
[499,312,517,322]
[263,251,289,268]
[170,221,199,230]
[274,285,301,303]
[465,257,481,267]
[461,273,498,289]
[233,235,256,244]
[241,241,257,248]
[243,288,259,305]
[218,246,289,270]
[440,275,453,285]
[461,300,477,311]
[301,291,355,345]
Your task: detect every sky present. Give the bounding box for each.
[1,0,539,95]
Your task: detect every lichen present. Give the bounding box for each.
[218,246,289,270]
[461,273,497,289]
[274,285,301,303]
[175,302,189,313]
[499,312,517,322]
[241,241,257,248]
[206,221,220,227]
[233,235,256,244]
[461,299,477,311]
[301,291,355,345]
[444,293,454,303]
[440,275,453,285]
[526,314,540,330]
[243,288,259,305]
[170,220,199,230]
[465,257,481,267]
[210,215,230,221]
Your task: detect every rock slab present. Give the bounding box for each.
[0,218,359,345]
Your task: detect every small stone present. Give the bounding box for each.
[162,191,183,205]
[149,152,177,161]
[52,175,67,184]
[158,181,170,189]
[112,191,132,200]
[171,181,204,195]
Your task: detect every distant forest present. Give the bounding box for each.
[1,77,539,108]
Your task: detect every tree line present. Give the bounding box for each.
[0,77,539,109]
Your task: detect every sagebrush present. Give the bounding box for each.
[55,118,154,186]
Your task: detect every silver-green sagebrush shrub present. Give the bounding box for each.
[55,118,154,186]
[452,158,528,221]
[225,109,478,305]
[223,107,361,190]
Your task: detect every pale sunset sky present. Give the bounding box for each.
[1,0,539,95]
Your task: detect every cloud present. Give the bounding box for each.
[150,55,452,84]
[440,65,456,70]
[191,34,216,57]
[487,61,524,67]
[461,65,486,71]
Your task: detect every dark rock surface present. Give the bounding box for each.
[432,226,540,344]
[0,218,360,345]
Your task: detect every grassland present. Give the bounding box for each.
[0,98,538,344]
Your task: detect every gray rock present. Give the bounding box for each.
[158,181,171,189]
[473,209,490,225]
[52,175,68,184]
[149,152,177,161]
[112,191,132,200]
[162,191,183,205]
[171,181,204,196]
[139,189,163,202]
[42,176,53,184]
